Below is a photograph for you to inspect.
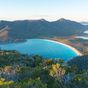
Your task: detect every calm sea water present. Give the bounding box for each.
[84,31,88,34]
[0,39,78,60]
[76,30,88,40]
[76,36,88,40]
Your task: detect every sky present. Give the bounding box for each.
[0,0,88,21]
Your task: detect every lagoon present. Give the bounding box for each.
[0,39,79,60]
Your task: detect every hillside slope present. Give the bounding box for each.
[0,19,87,41]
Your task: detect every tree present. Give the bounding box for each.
[49,63,65,78]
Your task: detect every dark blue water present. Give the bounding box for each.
[0,39,78,60]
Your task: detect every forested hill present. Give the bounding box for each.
[0,50,88,88]
[0,18,87,41]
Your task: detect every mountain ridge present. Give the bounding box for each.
[0,18,87,42]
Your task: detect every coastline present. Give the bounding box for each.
[61,43,82,56]
[0,38,83,56]
[46,39,82,56]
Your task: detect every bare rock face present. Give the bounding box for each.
[0,26,9,41]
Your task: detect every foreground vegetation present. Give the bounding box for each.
[0,50,88,88]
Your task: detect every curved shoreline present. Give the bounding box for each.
[0,38,82,56]
[44,39,82,56]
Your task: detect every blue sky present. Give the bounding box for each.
[0,0,88,21]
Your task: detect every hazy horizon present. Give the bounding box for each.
[0,0,88,21]
[0,18,86,23]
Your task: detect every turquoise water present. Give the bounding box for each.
[0,39,78,60]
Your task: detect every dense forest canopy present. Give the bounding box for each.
[0,50,87,88]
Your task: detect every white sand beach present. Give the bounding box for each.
[45,39,82,56]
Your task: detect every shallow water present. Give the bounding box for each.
[0,39,78,60]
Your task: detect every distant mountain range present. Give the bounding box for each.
[0,18,87,42]
[80,22,88,25]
